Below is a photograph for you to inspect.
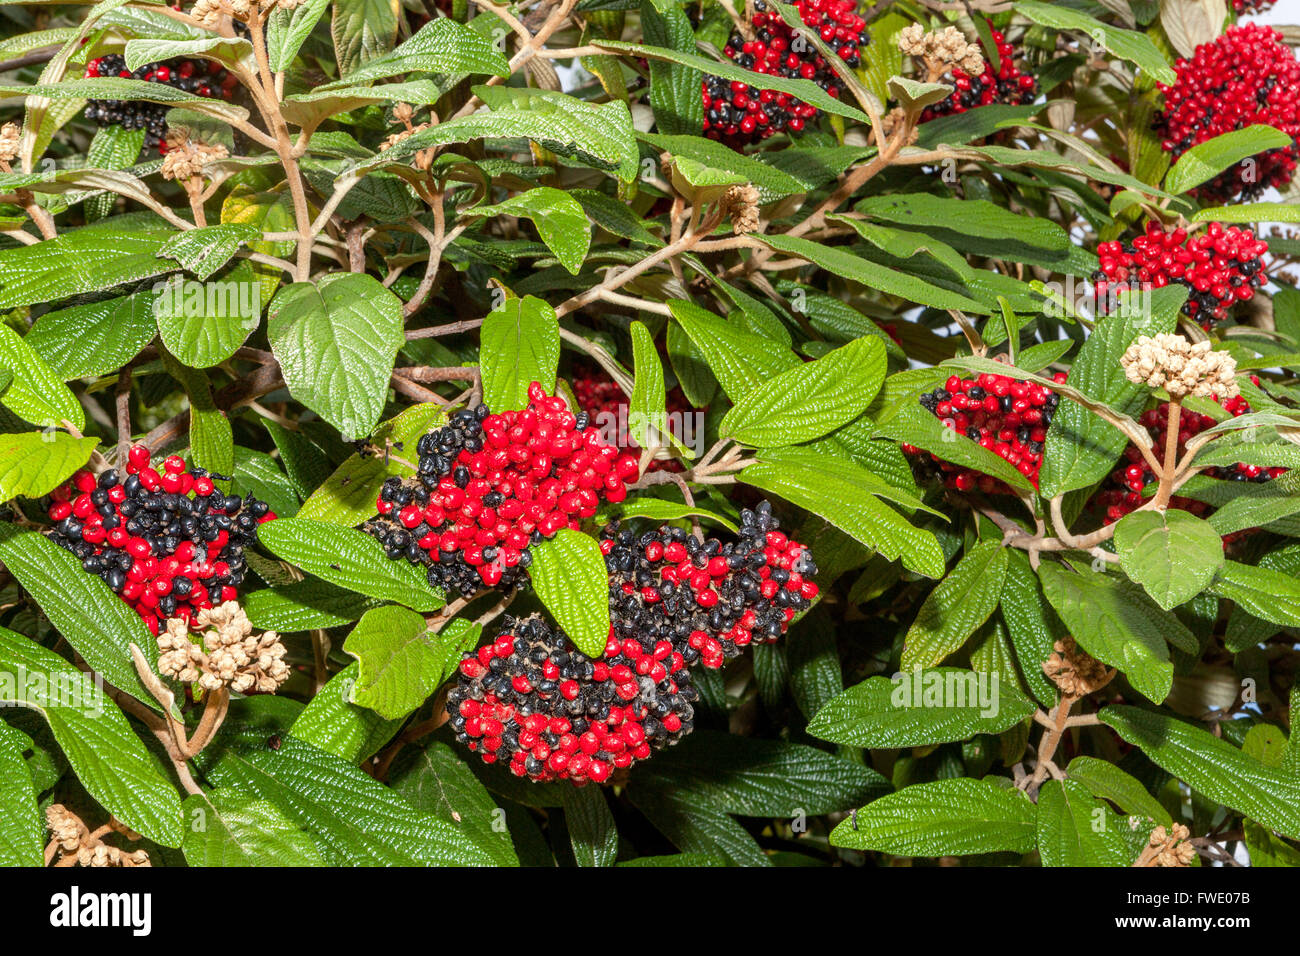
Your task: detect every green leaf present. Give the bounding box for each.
[0,528,158,708]
[613,496,738,532]
[0,723,43,867]
[0,433,97,505]
[297,403,445,525]
[1037,562,1195,703]
[0,325,84,430]
[1113,509,1225,610]
[267,273,406,441]
[1037,286,1184,498]
[1065,755,1172,826]
[0,628,182,847]
[999,550,1064,707]
[153,262,262,368]
[479,295,561,412]
[204,735,498,865]
[830,778,1036,856]
[807,667,1035,748]
[1165,125,1293,195]
[257,517,443,611]
[888,75,954,110]
[1035,779,1133,867]
[900,542,1008,669]
[639,133,807,201]
[244,579,382,632]
[627,783,769,866]
[641,0,702,135]
[330,0,399,76]
[290,662,402,762]
[528,529,611,659]
[24,291,157,381]
[468,189,589,274]
[721,337,886,448]
[344,606,480,720]
[321,16,509,86]
[1014,1,1176,84]
[668,299,800,401]
[388,740,519,866]
[1101,705,1300,840]
[0,79,248,122]
[564,785,618,867]
[594,39,867,124]
[628,320,668,452]
[1192,203,1300,224]
[84,124,145,221]
[181,791,325,866]
[266,0,330,71]
[1209,560,1300,630]
[157,222,259,281]
[760,233,990,314]
[740,448,945,578]
[855,193,1069,253]
[874,401,1037,494]
[354,87,640,184]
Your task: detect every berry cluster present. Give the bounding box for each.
[83,54,239,152]
[909,372,1065,492]
[446,501,818,783]
[1094,223,1269,328]
[1092,389,1284,524]
[446,616,698,784]
[570,361,688,472]
[602,502,818,669]
[919,30,1037,123]
[704,0,868,148]
[46,447,275,634]
[363,383,640,597]
[1156,24,1300,202]
[1232,0,1277,16]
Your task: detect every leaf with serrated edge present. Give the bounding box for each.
[0,433,97,504]
[1114,509,1224,610]
[181,791,324,866]
[345,607,480,720]
[479,296,561,411]
[529,529,611,658]
[900,542,1008,669]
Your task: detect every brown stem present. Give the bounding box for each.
[1152,399,1182,510]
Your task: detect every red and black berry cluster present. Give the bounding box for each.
[46,447,275,634]
[1094,222,1269,328]
[1232,1,1277,16]
[83,54,240,152]
[446,615,698,784]
[703,0,868,147]
[909,372,1065,492]
[919,29,1037,123]
[1092,389,1284,525]
[363,383,640,597]
[601,501,819,669]
[1156,24,1300,202]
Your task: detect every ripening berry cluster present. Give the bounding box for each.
[1157,24,1300,202]
[47,447,275,634]
[447,615,698,784]
[83,55,239,152]
[1094,223,1269,328]
[570,361,687,473]
[447,502,817,783]
[602,502,819,669]
[908,373,1065,492]
[1232,0,1276,11]
[1092,388,1284,525]
[364,383,640,596]
[703,0,868,147]
[919,29,1037,123]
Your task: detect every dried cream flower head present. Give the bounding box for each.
[0,122,20,165]
[192,0,293,26]
[1148,824,1196,867]
[898,24,985,77]
[46,804,86,853]
[160,130,229,182]
[1120,333,1239,400]
[722,183,761,235]
[157,601,289,694]
[1042,636,1114,697]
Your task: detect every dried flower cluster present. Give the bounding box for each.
[157,601,289,694]
[192,0,299,26]
[1042,636,1114,697]
[1120,333,1239,401]
[1146,823,1196,867]
[0,121,19,165]
[722,183,761,234]
[898,23,985,78]
[160,129,228,181]
[45,805,150,868]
